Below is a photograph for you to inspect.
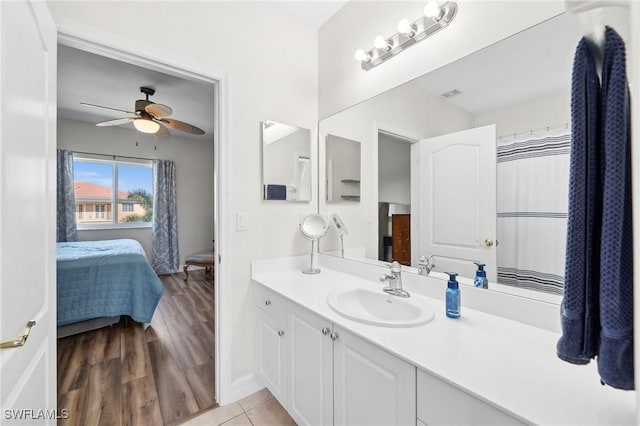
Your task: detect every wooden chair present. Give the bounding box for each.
[183,240,214,280]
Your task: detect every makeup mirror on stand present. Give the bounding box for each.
[300,214,328,274]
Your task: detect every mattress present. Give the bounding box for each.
[56,239,164,326]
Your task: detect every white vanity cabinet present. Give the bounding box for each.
[333,326,416,426]
[287,302,334,425]
[417,369,526,426]
[254,285,288,406]
[254,282,416,426]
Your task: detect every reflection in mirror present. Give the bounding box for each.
[319,13,586,302]
[262,120,311,201]
[326,135,361,203]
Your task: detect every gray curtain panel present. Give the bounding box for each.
[57,149,77,242]
[152,159,180,274]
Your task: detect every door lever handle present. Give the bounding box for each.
[0,320,36,349]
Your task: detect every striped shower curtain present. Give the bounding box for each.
[496,132,570,294]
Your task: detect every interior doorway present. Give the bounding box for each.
[55,28,227,424]
[377,130,417,266]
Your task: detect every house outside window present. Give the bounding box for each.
[73,156,153,229]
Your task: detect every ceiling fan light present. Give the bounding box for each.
[134,118,161,134]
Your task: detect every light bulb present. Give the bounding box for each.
[134,118,161,134]
[424,0,441,19]
[397,18,415,36]
[354,49,369,62]
[373,35,390,50]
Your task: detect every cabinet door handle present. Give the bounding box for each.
[278,330,285,337]
[321,327,330,335]
[265,300,271,306]
[330,331,338,341]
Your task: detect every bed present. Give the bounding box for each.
[56,239,164,331]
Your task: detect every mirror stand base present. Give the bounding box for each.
[302,267,321,274]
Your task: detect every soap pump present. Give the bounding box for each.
[445,272,460,318]
[473,262,488,289]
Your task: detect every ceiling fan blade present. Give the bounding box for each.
[96,117,136,127]
[159,118,205,135]
[80,102,135,115]
[145,103,173,118]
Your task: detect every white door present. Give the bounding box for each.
[0,1,57,423]
[287,304,333,426]
[418,125,497,281]
[333,326,416,426]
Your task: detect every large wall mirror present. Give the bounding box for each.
[263,120,312,202]
[319,13,588,302]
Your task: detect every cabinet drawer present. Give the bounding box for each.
[417,369,526,426]
[254,283,286,321]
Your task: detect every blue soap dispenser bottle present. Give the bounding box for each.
[474,262,488,289]
[445,272,460,318]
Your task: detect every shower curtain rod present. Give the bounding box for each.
[498,122,569,141]
[72,150,156,163]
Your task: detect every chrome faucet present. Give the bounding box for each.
[418,255,436,276]
[380,261,410,298]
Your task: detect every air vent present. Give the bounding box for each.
[441,89,461,98]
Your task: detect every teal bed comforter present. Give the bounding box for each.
[56,239,164,326]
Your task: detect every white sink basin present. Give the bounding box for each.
[327,288,435,328]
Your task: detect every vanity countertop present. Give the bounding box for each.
[251,259,637,425]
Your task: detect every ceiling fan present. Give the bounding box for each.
[80,86,205,136]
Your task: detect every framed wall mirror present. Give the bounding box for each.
[262,120,312,202]
[318,13,596,302]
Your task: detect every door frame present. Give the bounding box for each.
[55,18,233,404]
[372,122,423,264]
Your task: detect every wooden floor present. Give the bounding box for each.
[57,269,216,426]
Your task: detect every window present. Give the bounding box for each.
[95,204,108,219]
[73,156,153,228]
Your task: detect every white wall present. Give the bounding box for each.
[58,118,214,263]
[378,134,411,205]
[474,91,571,138]
[48,1,318,387]
[318,1,565,118]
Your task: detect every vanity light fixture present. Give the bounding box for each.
[354,48,372,63]
[354,1,457,71]
[373,35,393,51]
[397,19,416,37]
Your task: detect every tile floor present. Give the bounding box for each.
[181,388,295,426]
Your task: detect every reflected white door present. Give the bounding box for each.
[0,1,57,423]
[418,125,497,281]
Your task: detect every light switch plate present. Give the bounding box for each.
[237,212,248,231]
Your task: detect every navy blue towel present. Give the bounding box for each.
[264,184,286,200]
[597,27,633,391]
[558,36,601,365]
[558,27,634,391]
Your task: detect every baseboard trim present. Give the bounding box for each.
[222,374,264,405]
